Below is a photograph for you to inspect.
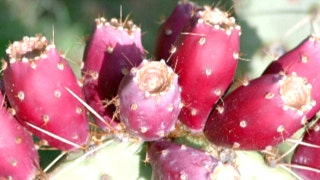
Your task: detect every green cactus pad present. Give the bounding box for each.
[48,140,152,180]
[235,150,297,179]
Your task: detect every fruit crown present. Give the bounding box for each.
[198,6,240,32]
[6,34,50,63]
[279,73,315,113]
[95,17,141,36]
[133,60,177,97]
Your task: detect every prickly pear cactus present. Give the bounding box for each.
[1,0,320,179]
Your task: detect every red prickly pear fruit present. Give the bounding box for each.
[82,17,145,130]
[148,140,239,180]
[169,6,241,131]
[204,73,315,150]
[291,122,320,180]
[154,0,197,60]
[263,35,320,120]
[0,92,40,180]
[118,60,181,141]
[3,35,89,151]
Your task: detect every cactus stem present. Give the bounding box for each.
[49,140,114,180]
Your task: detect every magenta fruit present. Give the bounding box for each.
[204,73,314,150]
[148,140,240,180]
[291,121,320,180]
[0,92,39,180]
[154,0,197,60]
[169,6,241,131]
[3,35,89,151]
[82,17,145,130]
[118,60,181,141]
[263,35,320,120]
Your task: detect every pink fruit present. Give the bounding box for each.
[148,140,223,180]
[154,0,197,60]
[169,6,241,131]
[291,121,320,180]
[82,17,145,130]
[204,73,314,150]
[263,35,320,119]
[0,92,39,180]
[3,35,89,151]
[118,60,181,141]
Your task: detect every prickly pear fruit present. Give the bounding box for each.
[82,17,145,130]
[148,140,239,180]
[291,121,320,180]
[169,6,241,131]
[118,60,181,141]
[3,35,89,151]
[154,0,197,60]
[263,35,320,120]
[204,73,314,150]
[0,92,39,180]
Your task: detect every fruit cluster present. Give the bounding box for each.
[1,0,320,179]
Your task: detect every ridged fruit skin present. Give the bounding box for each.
[118,60,181,141]
[148,140,219,180]
[3,35,89,151]
[154,0,197,60]
[82,17,145,130]
[263,35,320,119]
[204,73,314,150]
[0,92,39,180]
[291,121,320,180]
[169,6,241,131]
